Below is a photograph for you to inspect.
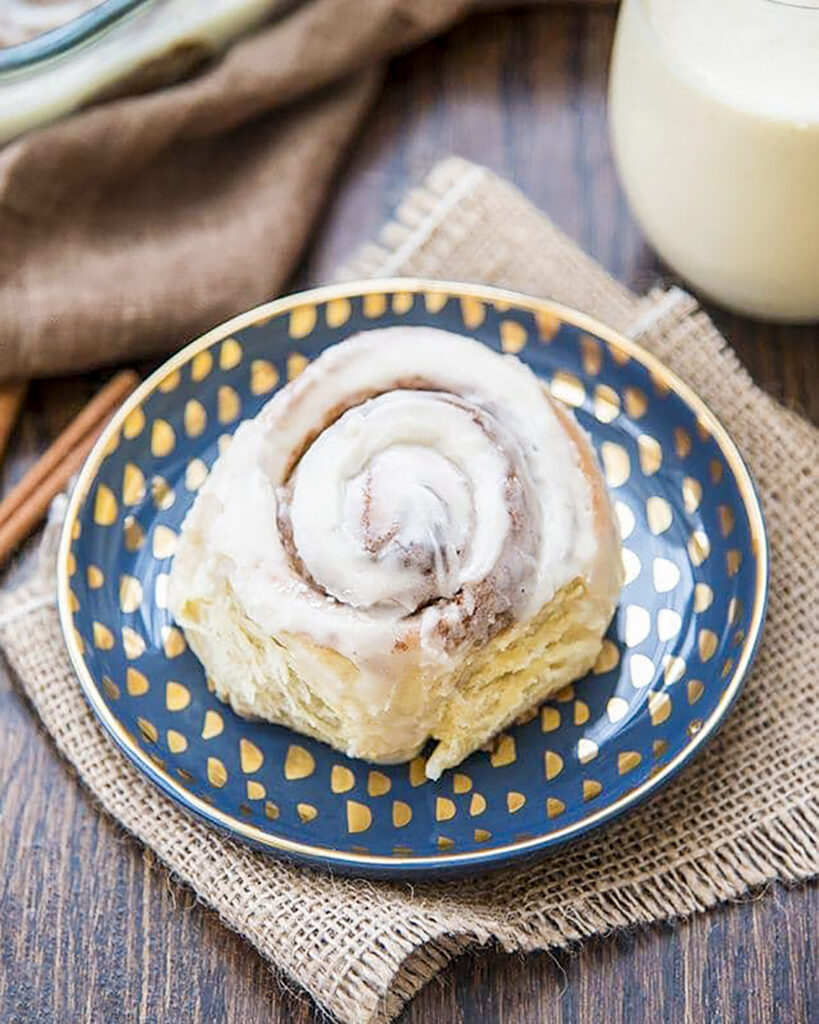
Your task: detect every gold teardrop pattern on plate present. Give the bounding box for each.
[710,459,723,484]
[728,597,743,625]
[331,765,355,794]
[202,710,224,740]
[217,385,241,424]
[346,800,371,834]
[437,836,455,852]
[246,780,266,801]
[662,654,686,686]
[553,684,574,703]
[325,297,351,328]
[122,627,145,660]
[122,512,144,552]
[506,792,526,813]
[718,504,736,538]
[460,296,485,329]
[688,529,711,567]
[653,739,669,759]
[191,350,213,381]
[469,792,487,816]
[694,583,714,612]
[161,625,186,659]
[629,653,655,689]
[150,419,175,458]
[368,770,391,797]
[573,700,590,726]
[624,604,651,647]
[92,621,114,650]
[638,435,662,476]
[546,797,565,819]
[490,734,516,768]
[698,629,718,662]
[621,548,642,586]
[580,334,603,375]
[583,779,602,802]
[688,720,703,738]
[392,800,412,827]
[657,609,682,642]
[264,801,279,820]
[499,319,527,354]
[646,496,672,535]
[122,463,146,506]
[674,427,692,459]
[152,525,177,560]
[618,751,642,775]
[237,738,264,774]
[648,691,672,726]
[250,359,279,396]
[184,399,207,438]
[593,384,620,424]
[157,370,180,394]
[86,565,104,589]
[687,680,705,705]
[726,549,742,577]
[593,639,620,675]
[118,574,142,614]
[94,484,118,526]
[184,458,208,491]
[151,475,175,511]
[607,341,630,366]
[167,729,188,754]
[73,628,84,654]
[126,667,149,697]
[101,676,120,700]
[219,338,242,370]
[474,828,492,843]
[577,738,598,764]
[363,293,387,318]
[123,406,146,439]
[606,697,629,724]
[137,717,158,744]
[289,305,317,338]
[614,500,635,540]
[285,744,315,780]
[721,657,734,679]
[206,757,228,788]
[409,757,428,786]
[535,310,560,342]
[436,797,456,822]
[550,371,585,408]
[287,352,308,381]
[600,442,630,488]
[541,706,561,731]
[624,387,648,419]
[652,557,680,593]
[682,477,702,514]
[544,750,563,781]
[424,291,449,314]
[165,681,190,712]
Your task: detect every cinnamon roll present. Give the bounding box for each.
[168,326,622,779]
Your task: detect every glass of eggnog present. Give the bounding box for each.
[609,0,819,322]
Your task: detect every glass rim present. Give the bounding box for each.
[0,0,151,74]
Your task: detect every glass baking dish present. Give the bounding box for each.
[0,0,288,145]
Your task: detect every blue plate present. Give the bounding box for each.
[57,280,768,878]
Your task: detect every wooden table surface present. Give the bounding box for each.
[1,7,816,1024]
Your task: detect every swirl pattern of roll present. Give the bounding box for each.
[169,327,623,779]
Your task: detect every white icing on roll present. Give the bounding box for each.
[171,326,597,709]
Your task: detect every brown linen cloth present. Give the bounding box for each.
[1,158,817,1024]
[0,0,474,379]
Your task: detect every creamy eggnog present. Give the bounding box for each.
[609,0,819,321]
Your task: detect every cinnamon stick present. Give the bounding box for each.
[0,370,139,530]
[0,382,27,465]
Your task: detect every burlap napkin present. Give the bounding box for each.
[1,158,817,1024]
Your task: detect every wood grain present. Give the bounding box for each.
[0,7,815,1024]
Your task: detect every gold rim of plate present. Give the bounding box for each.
[56,278,769,869]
